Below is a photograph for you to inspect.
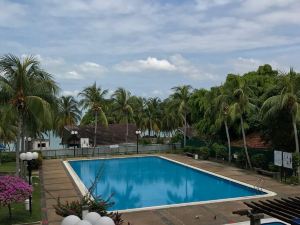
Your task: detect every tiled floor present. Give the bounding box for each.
[41,154,300,225]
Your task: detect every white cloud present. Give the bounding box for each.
[238,0,297,14]
[77,61,107,74]
[0,0,27,27]
[195,0,233,11]
[62,90,80,96]
[115,57,176,72]
[65,71,83,80]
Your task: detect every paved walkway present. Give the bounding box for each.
[41,154,300,225]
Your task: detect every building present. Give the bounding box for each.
[62,123,138,147]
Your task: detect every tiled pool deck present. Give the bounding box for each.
[41,154,300,225]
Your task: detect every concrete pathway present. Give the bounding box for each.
[41,154,300,225]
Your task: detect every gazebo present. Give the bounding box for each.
[234,196,300,225]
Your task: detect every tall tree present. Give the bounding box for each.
[0,54,58,176]
[112,88,134,142]
[79,83,108,147]
[228,76,255,169]
[56,95,81,138]
[261,69,300,153]
[215,87,232,162]
[171,85,192,147]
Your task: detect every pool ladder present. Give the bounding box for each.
[254,178,264,192]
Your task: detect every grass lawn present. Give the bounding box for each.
[0,161,16,173]
[0,177,41,225]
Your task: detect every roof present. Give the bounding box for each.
[244,196,300,224]
[231,133,271,149]
[62,123,137,145]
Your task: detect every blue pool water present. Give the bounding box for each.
[69,156,265,211]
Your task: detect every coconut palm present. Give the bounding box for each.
[215,87,232,162]
[171,85,192,147]
[145,97,161,136]
[78,83,108,147]
[229,76,255,169]
[261,69,300,153]
[0,54,58,176]
[112,88,134,142]
[56,95,81,138]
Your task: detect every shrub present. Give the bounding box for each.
[286,176,299,185]
[236,151,247,168]
[0,152,15,163]
[199,147,209,160]
[139,138,151,145]
[31,152,43,170]
[268,163,279,172]
[211,143,227,160]
[0,176,32,218]
[170,133,183,144]
[251,154,266,169]
[156,137,164,144]
[293,153,300,175]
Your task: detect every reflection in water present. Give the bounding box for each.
[70,157,264,210]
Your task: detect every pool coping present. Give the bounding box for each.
[63,155,276,213]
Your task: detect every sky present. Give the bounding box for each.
[1,0,300,99]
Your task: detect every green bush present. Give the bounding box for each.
[0,152,15,163]
[293,153,300,175]
[211,143,227,160]
[268,162,279,172]
[286,175,299,185]
[236,151,247,168]
[251,154,266,169]
[156,137,164,144]
[139,138,151,145]
[170,133,183,144]
[31,152,43,170]
[199,147,209,160]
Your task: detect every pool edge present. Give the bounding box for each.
[63,155,277,213]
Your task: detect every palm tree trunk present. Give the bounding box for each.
[240,117,252,169]
[292,121,300,181]
[15,117,22,177]
[293,121,299,153]
[224,120,231,163]
[183,111,187,147]
[126,117,128,143]
[94,112,98,147]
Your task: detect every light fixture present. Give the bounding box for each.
[61,215,81,225]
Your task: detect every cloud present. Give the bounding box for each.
[195,0,233,11]
[77,61,107,74]
[65,71,83,80]
[62,90,80,96]
[0,0,27,27]
[115,57,176,72]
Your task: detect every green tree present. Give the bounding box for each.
[0,54,58,176]
[171,85,192,147]
[56,95,81,138]
[79,83,108,147]
[112,88,134,142]
[261,69,300,153]
[215,87,232,162]
[229,76,255,169]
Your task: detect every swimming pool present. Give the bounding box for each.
[66,156,275,211]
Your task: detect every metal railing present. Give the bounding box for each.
[40,143,181,159]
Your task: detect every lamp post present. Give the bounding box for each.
[20,151,38,215]
[135,130,141,154]
[71,130,78,157]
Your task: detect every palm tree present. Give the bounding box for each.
[229,76,255,169]
[112,88,134,143]
[78,83,108,147]
[145,97,161,136]
[56,95,81,138]
[261,69,300,153]
[215,88,232,163]
[171,85,192,147]
[0,54,58,176]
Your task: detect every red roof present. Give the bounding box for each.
[231,133,271,149]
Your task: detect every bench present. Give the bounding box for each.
[254,168,280,179]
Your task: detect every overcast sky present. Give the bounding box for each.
[1,0,300,98]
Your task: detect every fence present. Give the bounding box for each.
[41,143,181,159]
